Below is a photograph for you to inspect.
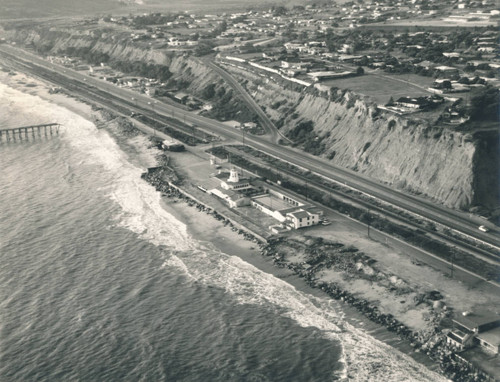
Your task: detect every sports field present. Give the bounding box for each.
[323,71,435,105]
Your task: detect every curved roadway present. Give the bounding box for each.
[203,58,290,144]
[2,44,499,252]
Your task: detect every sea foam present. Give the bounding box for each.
[0,82,447,382]
[164,249,446,382]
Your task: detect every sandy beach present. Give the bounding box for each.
[3,66,499,380]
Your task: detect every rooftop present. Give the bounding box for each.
[447,331,467,344]
[288,210,311,219]
[252,194,291,211]
[453,311,500,331]
[287,207,321,219]
[477,327,500,347]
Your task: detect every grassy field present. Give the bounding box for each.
[323,72,435,105]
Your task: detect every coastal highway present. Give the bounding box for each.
[1,44,499,254]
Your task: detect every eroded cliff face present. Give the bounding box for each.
[168,57,482,210]
[3,26,486,210]
[222,64,478,210]
[5,27,175,65]
[5,27,256,122]
[291,93,475,209]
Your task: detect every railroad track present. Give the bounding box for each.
[224,146,500,265]
[2,45,499,258]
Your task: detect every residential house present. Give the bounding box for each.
[453,311,500,334]
[451,311,500,353]
[434,65,460,76]
[394,97,426,109]
[174,92,189,103]
[286,207,321,229]
[446,329,475,350]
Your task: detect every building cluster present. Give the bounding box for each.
[447,310,500,355]
[34,0,498,125]
[198,167,323,231]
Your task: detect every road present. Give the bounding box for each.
[1,44,499,254]
[202,57,288,144]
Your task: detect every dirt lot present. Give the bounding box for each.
[168,146,500,329]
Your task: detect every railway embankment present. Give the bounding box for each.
[3,23,498,216]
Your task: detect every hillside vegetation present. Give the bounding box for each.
[3,24,498,213]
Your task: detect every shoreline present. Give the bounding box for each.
[1,70,495,381]
[147,174,495,382]
[141,169,446,376]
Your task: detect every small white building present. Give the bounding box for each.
[307,71,354,82]
[209,187,250,208]
[243,122,258,129]
[162,138,185,151]
[221,168,252,191]
[446,329,474,351]
[286,207,321,229]
[222,120,242,129]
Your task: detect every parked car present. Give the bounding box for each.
[478,225,489,232]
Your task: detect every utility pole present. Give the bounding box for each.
[367,210,371,238]
[450,251,455,279]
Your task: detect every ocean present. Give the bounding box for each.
[0,81,446,381]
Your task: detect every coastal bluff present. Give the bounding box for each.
[3,24,497,212]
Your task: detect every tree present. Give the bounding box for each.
[272,5,287,16]
[202,84,216,99]
[464,64,475,73]
[194,42,214,56]
[468,86,499,121]
[211,20,227,37]
[441,80,452,90]
[325,28,337,52]
[471,76,485,85]
[486,70,497,78]
[357,55,370,66]
[356,66,364,75]
[283,22,296,39]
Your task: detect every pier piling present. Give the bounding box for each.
[0,123,61,143]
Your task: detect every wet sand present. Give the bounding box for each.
[0,67,442,375]
[159,195,440,372]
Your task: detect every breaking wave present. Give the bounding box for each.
[0,81,447,381]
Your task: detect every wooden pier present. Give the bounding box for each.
[0,123,61,142]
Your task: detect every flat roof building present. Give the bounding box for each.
[286,207,321,229]
[476,327,500,354]
[453,311,500,334]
